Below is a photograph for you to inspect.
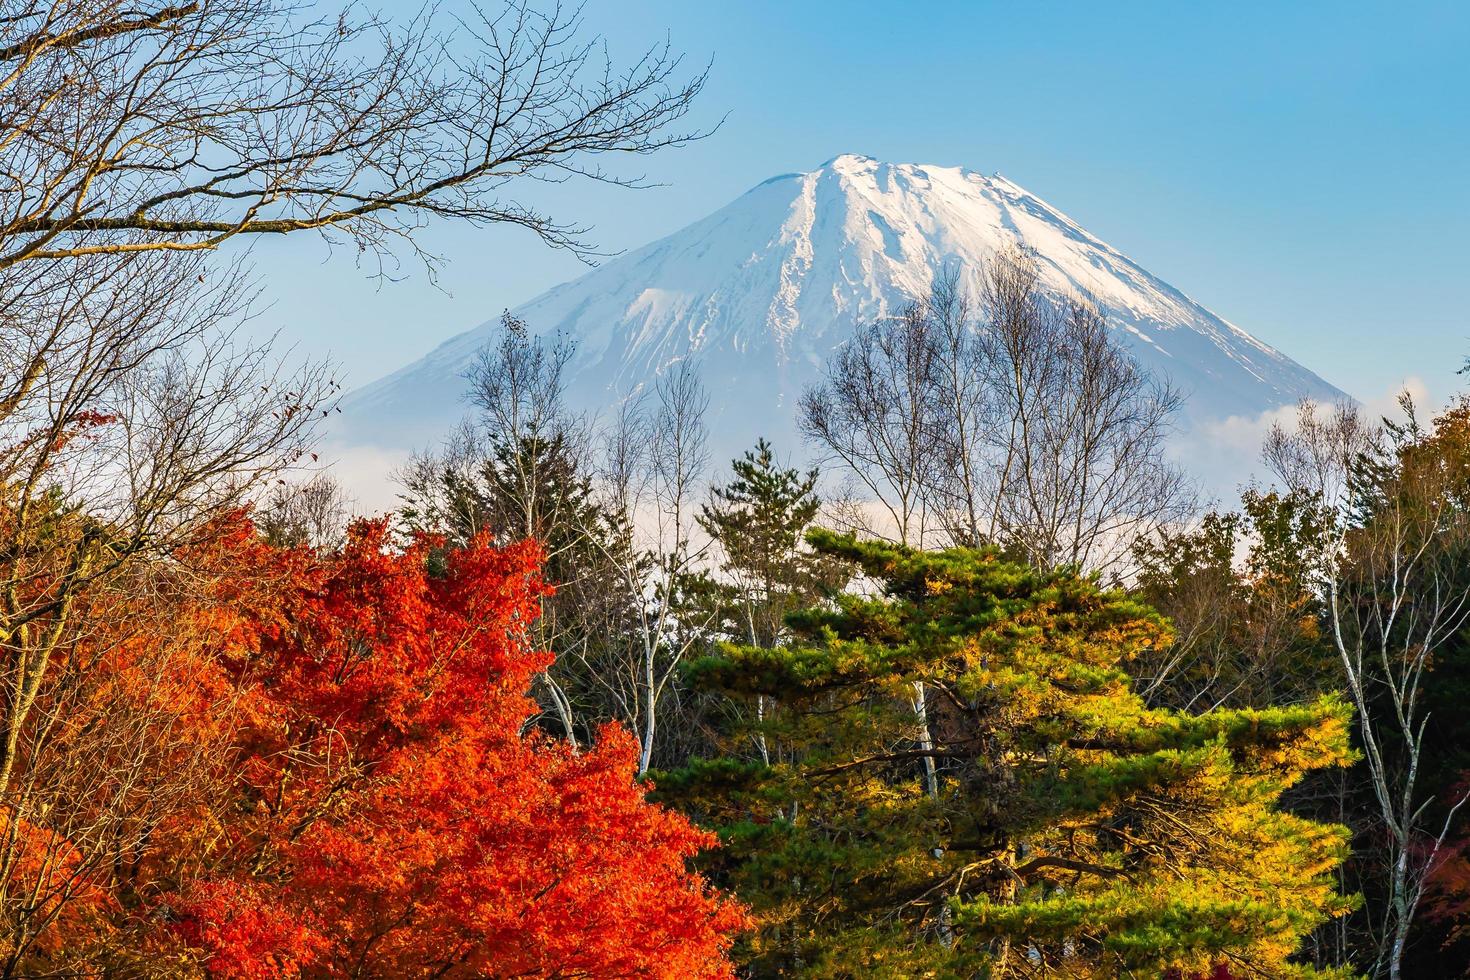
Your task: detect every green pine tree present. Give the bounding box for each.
[664,531,1358,978]
[696,439,851,649]
[677,439,852,766]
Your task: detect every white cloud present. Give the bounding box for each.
[320,441,412,518]
[1171,376,1440,508]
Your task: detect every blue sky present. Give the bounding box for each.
[244,0,1468,405]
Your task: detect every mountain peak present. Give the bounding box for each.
[820,152,877,169]
[340,158,1345,466]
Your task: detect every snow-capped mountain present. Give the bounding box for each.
[339,154,1345,466]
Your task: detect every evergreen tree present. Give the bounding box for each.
[697,440,850,650]
[684,440,852,766]
[665,531,1358,978]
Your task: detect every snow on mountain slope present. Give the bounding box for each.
[339,154,1345,468]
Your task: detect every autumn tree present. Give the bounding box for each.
[1132,487,1338,711]
[0,247,332,975]
[167,519,746,978]
[1132,485,1365,971]
[0,514,747,975]
[398,313,628,744]
[0,509,272,976]
[667,531,1357,978]
[1272,397,1470,979]
[0,0,710,966]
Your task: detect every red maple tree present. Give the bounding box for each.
[169,519,746,978]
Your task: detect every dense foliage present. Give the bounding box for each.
[184,519,747,978]
[0,516,746,977]
[666,532,1357,977]
[7,0,1470,973]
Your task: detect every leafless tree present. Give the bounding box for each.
[800,299,941,547]
[649,361,710,561]
[804,254,1192,808]
[803,250,1190,577]
[463,312,593,548]
[591,362,714,775]
[973,249,1191,576]
[257,472,353,549]
[0,0,708,272]
[925,268,991,548]
[1263,398,1374,510]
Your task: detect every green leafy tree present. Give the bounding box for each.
[666,532,1358,978]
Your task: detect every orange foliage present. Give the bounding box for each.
[159,518,746,977]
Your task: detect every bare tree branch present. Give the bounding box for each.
[0,0,709,272]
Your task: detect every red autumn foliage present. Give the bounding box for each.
[164,518,746,978]
[1419,778,1470,948]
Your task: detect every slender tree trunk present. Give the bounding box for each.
[754,695,771,767]
[912,681,938,800]
[639,639,657,776]
[541,674,578,751]
[1388,854,1410,980]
